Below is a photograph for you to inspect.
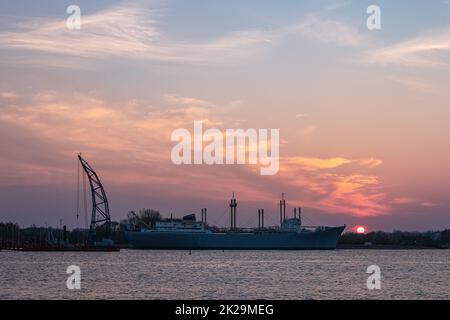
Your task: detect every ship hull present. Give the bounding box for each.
[125,226,345,250]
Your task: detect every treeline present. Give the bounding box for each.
[339,230,450,248]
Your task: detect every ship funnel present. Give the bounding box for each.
[230,193,237,230]
[233,198,237,229]
[230,199,233,230]
[258,209,261,229]
[258,209,265,229]
[280,193,286,226]
[279,200,282,226]
[261,209,264,228]
[279,195,283,227]
[201,208,207,224]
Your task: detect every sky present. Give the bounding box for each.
[0,0,449,231]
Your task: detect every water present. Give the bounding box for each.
[0,249,449,299]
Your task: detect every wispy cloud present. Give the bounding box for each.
[282,156,389,216]
[356,158,383,169]
[284,157,382,171]
[0,6,161,58]
[387,75,436,93]
[391,197,438,207]
[6,3,449,73]
[0,4,275,65]
[324,1,352,12]
[365,27,450,67]
[163,94,216,109]
[0,91,19,99]
[284,157,353,171]
[289,14,369,47]
[295,113,308,119]
[299,125,317,139]
[0,4,369,67]
[391,197,419,205]
[317,174,389,217]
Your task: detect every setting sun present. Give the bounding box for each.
[356,226,366,234]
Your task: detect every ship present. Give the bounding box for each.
[125,194,346,250]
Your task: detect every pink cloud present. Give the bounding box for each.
[0,91,394,218]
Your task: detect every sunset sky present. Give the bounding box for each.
[1,0,449,231]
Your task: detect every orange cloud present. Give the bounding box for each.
[284,156,353,171]
[0,91,394,218]
[281,158,390,216]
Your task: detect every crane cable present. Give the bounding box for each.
[76,159,80,225]
[82,167,88,229]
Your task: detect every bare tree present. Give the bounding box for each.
[122,209,162,229]
[138,208,161,227]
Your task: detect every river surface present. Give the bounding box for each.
[0,249,449,299]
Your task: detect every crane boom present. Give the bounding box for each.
[77,154,111,239]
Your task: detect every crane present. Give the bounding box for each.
[77,153,111,242]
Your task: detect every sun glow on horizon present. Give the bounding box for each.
[355,226,366,234]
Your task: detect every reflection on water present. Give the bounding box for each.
[0,249,449,299]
